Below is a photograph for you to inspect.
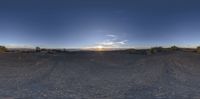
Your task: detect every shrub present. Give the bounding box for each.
[0,46,8,53]
[170,46,179,51]
[36,47,41,52]
[147,47,163,55]
[126,49,136,54]
[197,46,200,54]
[146,50,152,55]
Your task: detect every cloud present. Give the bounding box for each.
[96,34,128,48]
[5,44,35,48]
[116,40,127,45]
[106,34,116,38]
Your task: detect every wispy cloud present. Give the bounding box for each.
[5,44,35,48]
[96,34,128,48]
[106,34,116,38]
[116,40,128,45]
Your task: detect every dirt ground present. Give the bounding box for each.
[0,51,200,99]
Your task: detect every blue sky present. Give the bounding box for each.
[0,0,200,48]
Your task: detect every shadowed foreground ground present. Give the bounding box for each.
[0,51,200,99]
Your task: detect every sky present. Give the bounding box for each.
[0,0,200,48]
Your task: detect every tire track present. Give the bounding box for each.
[22,58,60,87]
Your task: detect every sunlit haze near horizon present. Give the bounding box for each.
[0,0,200,49]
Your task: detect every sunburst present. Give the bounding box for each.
[96,45,104,51]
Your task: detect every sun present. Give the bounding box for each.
[96,45,104,51]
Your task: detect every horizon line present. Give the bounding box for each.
[4,46,200,50]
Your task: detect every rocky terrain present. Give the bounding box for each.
[0,51,200,99]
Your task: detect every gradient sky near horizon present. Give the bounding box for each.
[0,0,200,48]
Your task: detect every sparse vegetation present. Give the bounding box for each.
[170,45,179,51]
[0,46,8,53]
[36,47,41,52]
[126,49,136,54]
[197,46,200,54]
[147,47,164,54]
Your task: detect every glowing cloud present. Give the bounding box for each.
[96,34,128,48]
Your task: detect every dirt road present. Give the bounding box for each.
[0,51,200,99]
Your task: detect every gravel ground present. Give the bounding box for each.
[0,51,200,99]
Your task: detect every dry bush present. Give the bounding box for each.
[147,47,164,55]
[197,46,200,54]
[0,46,8,53]
[126,49,136,54]
[170,46,179,51]
[36,47,41,52]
